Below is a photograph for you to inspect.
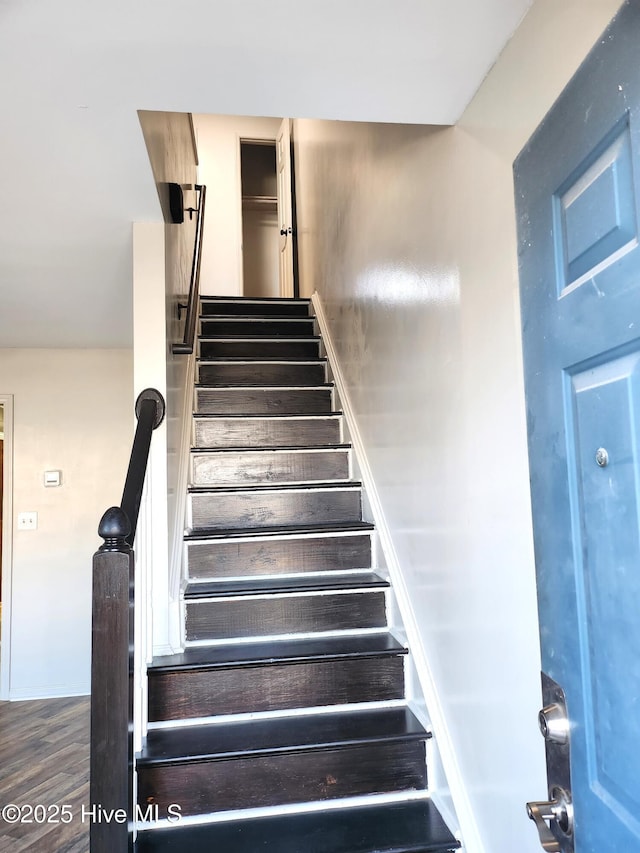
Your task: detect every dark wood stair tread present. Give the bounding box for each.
[188,480,361,494]
[139,707,429,766]
[197,361,327,387]
[198,334,322,342]
[199,299,311,318]
[190,443,350,453]
[199,298,311,318]
[197,356,327,363]
[195,382,334,388]
[193,411,341,418]
[184,571,388,599]
[184,520,375,540]
[201,314,315,320]
[149,633,407,673]
[199,340,322,360]
[197,358,324,365]
[134,800,460,853]
[200,296,311,304]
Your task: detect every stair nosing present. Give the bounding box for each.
[148,634,407,674]
[192,411,343,416]
[138,707,428,768]
[190,444,351,454]
[198,335,322,342]
[188,480,362,495]
[198,360,326,366]
[200,296,311,304]
[195,383,334,389]
[183,572,389,599]
[197,357,327,364]
[185,568,378,583]
[184,521,375,541]
[200,316,315,323]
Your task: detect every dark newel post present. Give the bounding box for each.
[90,387,164,853]
[90,506,134,853]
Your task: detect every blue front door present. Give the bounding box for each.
[515,2,640,850]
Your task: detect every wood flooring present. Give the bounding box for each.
[0,697,89,853]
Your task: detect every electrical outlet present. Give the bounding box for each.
[17,511,38,531]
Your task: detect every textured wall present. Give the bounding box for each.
[292,1,622,850]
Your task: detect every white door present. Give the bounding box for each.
[276,118,295,298]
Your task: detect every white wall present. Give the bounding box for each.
[192,114,282,296]
[138,111,199,652]
[293,1,621,851]
[0,349,132,699]
[132,222,171,660]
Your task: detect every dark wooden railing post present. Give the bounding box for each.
[90,388,165,853]
[90,507,134,853]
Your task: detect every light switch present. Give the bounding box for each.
[44,470,62,487]
[17,512,38,530]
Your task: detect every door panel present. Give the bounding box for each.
[515,1,640,849]
[556,117,636,291]
[570,350,640,821]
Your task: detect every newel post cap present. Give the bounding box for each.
[98,506,131,552]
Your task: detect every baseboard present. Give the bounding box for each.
[9,684,90,701]
[152,641,177,658]
[311,291,484,853]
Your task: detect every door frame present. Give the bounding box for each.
[0,394,13,700]
[276,118,295,298]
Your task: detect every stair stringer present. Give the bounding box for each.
[311,291,480,853]
[165,348,197,655]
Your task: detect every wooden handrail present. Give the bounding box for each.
[120,389,165,546]
[173,184,207,355]
[90,388,165,853]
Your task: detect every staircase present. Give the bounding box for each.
[134,296,460,853]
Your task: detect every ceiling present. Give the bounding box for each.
[0,0,532,348]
